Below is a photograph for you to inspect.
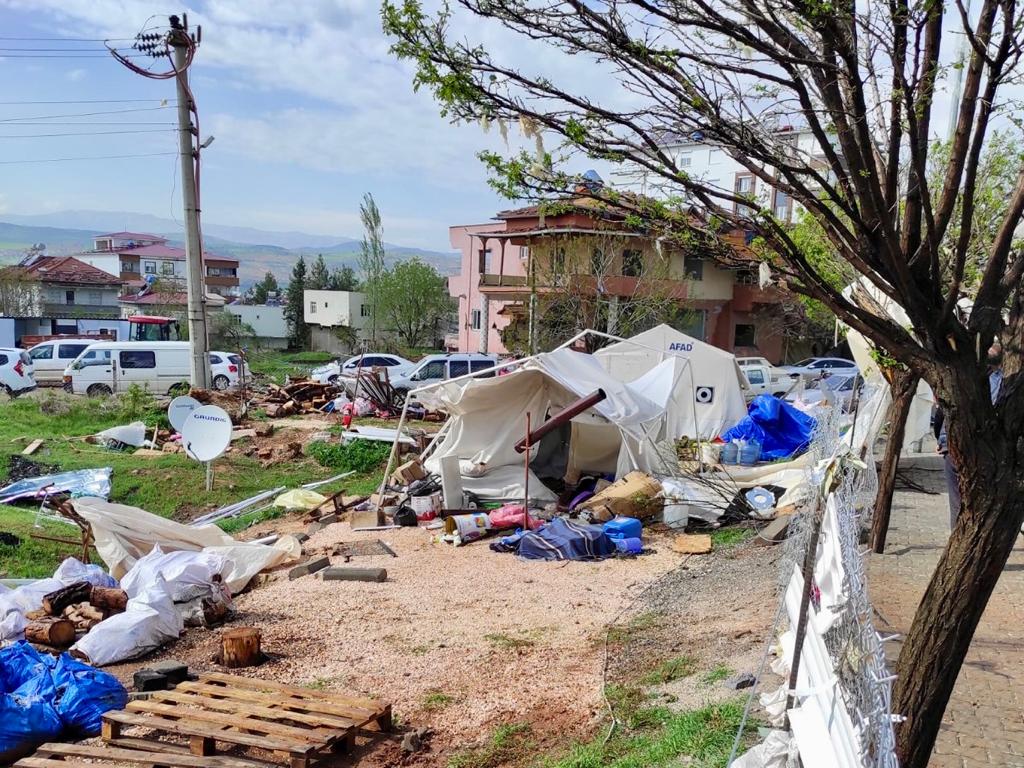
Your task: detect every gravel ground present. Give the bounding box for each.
[108,520,685,766]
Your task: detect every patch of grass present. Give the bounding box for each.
[607,611,661,646]
[248,350,331,384]
[484,632,536,651]
[448,723,533,768]
[710,527,756,549]
[0,394,385,576]
[641,656,698,686]
[543,700,748,768]
[701,664,732,685]
[217,505,286,534]
[423,691,455,711]
[306,439,390,474]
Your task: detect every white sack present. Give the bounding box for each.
[72,575,183,666]
[119,546,226,602]
[95,421,147,447]
[73,497,296,593]
[732,729,799,768]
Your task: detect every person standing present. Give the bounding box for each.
[935,342,1003,528]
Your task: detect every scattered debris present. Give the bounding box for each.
[321,566,388,582]
[6,455,59,483]
[288,556,331,581]
[335,539,397,562]
[258,379,342,417]
[21,439,44,456]
[755,515,792,546]
[725,671,756,690]
[577,471,663,523]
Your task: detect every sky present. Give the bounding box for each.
[0,0,528,251]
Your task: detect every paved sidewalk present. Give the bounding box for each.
[868,464,1024,768]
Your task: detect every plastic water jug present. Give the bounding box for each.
[602,516,642,540]
[614,537,643,555]
[720,441,739,464]
[739,441,762,466]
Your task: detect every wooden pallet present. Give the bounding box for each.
[16,742,270,767]
[98,672,392,768]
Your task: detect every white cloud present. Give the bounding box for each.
[66,68,86,82]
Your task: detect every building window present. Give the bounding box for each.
[309,301,317,314]
[684,255,704,281]
[360,304,370,317]
[470,309,481,330]
[734,173,755,217]
[622,249,643,278]
[772,186,793,222]
[519,246,529,260]
[681,309,706,340]
[735,269,757,286]
[144,261,157,275]
[591,247,607,276]
[160,261,175,275]
[676,152,692,168]
[477,248,491,275]
[552,247,566,275]
[88,290,103,304]
[121,260,139,273]
[735,323,757,347]
[64,290,75,305]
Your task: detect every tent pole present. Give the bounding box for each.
[524,412,530,525]
[686,359,703,471]
[419,419,452,463]
[378,398,411,504]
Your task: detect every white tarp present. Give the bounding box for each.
[423,348,677,502]
[73,497,300,593]
[594,324,748,438]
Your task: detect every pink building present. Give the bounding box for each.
[447,221,527,355]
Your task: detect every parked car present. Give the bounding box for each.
[391,353,499,399]
[0,347,36,397]
[27,339,93,386]
[310,353,414,386]
[780,357,858,380]
[740,362,790,399]
[64,341,190,396]
[787,372,862,411]
[209,351,251,390]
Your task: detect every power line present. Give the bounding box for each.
[0,121,176,125]
[0,99,174,105]
[0,53,150,58]
[0,36,136,42]
[0,151,177,165]
[0,128,177,138]
[0,105,173,122]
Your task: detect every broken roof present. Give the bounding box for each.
[9,256,122,286]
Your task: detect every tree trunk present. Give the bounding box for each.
[871,368,920,553]
[892,387,1024,767]
[89,586,128,613]
[42,581,92,616]
[219,627,262,668]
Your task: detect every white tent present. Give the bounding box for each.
[594,324,748,438]
[421,348,682,503]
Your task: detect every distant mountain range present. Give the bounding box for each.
[0,212,460,288]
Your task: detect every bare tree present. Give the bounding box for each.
[384,1,1024,764]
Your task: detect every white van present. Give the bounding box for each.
[64,341,191,396]
[27,339,94,386]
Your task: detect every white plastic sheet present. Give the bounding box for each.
[71,575,184,666]
[94,421,147,448]
[73,498,297,593]
[119,547,226,602]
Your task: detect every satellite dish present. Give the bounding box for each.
[180,405,232,462]
[168,395,201,432]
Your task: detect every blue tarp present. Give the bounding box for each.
[720,395,817,460]
[0,642,127,761]
[516,518,616,561]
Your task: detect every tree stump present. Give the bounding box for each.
[220,627,261,668]
[25,617,75,647]
[90,586,128,613]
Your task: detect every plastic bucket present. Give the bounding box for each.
[720,442,739,464]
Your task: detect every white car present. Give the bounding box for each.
[27,339,93,386]
[391,353,498,398]
[0,347,36,397]
[780,357,859,380]
[310,353,414,386]
[787,372,862,411]
[209,351,251,390]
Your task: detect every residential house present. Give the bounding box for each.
[77,231,241,298]
[447,194,789,360]
[0,255,123,319]
[614,126,823,224]
[224,303,288,349]
[303,289,369,353]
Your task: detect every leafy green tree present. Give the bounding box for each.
[308,253,330,290]
[376,259,453,348]
[247,272,280,304]
[328,265,359,291]
[283,256,308,349]
[358,194,387,343]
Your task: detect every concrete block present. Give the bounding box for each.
[321,567,388,583]
[288,556,331,581]
[725,672,756,690]
[754,516,791,546]
[133,670,168,692]
[148,659,189,685]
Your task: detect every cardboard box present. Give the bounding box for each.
[369,493,399,508]
[578,471,662,523]
[391,458,426,486]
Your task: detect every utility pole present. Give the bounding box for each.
[169,16,210,388]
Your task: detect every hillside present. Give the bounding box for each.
[0,219,460,286]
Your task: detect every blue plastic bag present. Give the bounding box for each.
[0,642,52,694]
[720,395,817,460]
[0,665,63,762]
[51,654,128,736]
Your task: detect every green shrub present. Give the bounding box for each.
[306,439,390,473]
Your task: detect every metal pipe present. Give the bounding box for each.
[524,412,531,520]
[514,388,607,453]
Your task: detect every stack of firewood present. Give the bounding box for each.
[24,580,128,652]
[259,380,341,417]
